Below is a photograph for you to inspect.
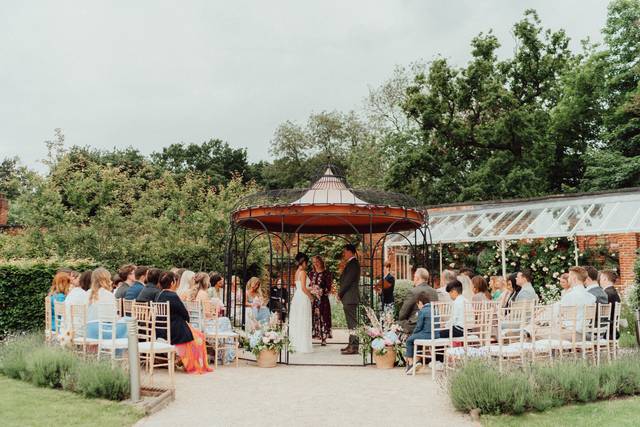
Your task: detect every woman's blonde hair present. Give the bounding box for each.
[190,272,210,300]
[89,267,112,304]
[312,255,326,270]
[247,277,261,294]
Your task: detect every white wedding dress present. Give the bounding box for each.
[288,275,313,353]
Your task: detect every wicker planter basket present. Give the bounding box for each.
[373,347,396,369]
[257,349,278,368]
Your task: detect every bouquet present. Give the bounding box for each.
[310,285,323,299]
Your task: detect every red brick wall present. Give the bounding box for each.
[576,233,639,290]
[0,196,8,225]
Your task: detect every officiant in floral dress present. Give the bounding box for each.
[310,255,332,346]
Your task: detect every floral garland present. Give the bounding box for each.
[357,307,404,363]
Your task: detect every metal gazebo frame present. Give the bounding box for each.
[224,165,432,365]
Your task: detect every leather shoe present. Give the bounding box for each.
[340,344,350,352]
[341,347,359,355]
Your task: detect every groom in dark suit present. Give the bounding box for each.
[338,243,360,355]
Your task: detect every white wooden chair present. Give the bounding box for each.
[68,304,97,355]
[96,303,128,362]
[593,303,612,365]
[185,300,204,331]
[122,299,134,318]
[53,300,67,341]
[203,300,239,369]
[445,302,494,371]
[138,302,176,386]
[610,303,621,360]
[412,301,452,378]
[44,296,53,344]
[115,298,123,317]
[576,304,597,362]
[487,301,533,371]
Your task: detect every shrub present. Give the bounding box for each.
[74,360,130,401]
[0,333,42,380]
[393,280,413,318]
[449,357,640,416]
[27,346,76,388]
[449,360,531,415]
[0,258,98,335]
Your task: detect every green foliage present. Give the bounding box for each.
[449,357,640,416]
[0,259,98,335]
[73,360,130,401]
[27,346,77,389]
[0,335,130,401]
[392,280,413,319]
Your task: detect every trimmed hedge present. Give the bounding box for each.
[0,258,98,335]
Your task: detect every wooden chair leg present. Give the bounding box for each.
[214,339,219,370]
[169,352,175,388]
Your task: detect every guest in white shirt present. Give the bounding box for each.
[86,267,127,339]
[439,280,465,338]
[558,266,596,332]
[65,271,89,321]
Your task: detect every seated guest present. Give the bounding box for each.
[404,292,433,374]
[471,276,491,302]
[437,269,456,302]
[176,270,196,301]
[398,268,438,333]
[514,270,539,303]
[558,266,596,333]
[208,273,225,301]
[136,268,162,303]
[65,271,88,313]
[192,272,211,303]
[78,270,92,292]
[124,266,148,300]
[268,278,289,322]
[439,280,465,338]
[457,274,474,301]
[49,272,71,331]
[599,270,621,339]
[246,277,271,326]
[114,264,136,298]
[489,276,505,301]
[585,266,608,304]
[559,273,571,296]
[87,268,128,339]
[155,271,212,374]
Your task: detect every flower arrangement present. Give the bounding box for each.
[357,307,403,362]
[244,314,291,356]
[310,284,323,299]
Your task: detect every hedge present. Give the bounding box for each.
[0,258,98,335]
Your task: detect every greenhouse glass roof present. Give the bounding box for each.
[386,189,640,246]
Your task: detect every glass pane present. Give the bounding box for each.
[573,203,618,233]
[467,212,502,238]
[482,211,522,236]
[524,207,566,236]
[502,209,541,236]
[602,201,640,231]
[545,205,592,235]
[440,214,481,240]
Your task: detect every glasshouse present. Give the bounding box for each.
[386,187,640,292]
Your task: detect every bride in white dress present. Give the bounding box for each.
[288,253,313,353]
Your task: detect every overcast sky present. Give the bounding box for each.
[0,0,609,171]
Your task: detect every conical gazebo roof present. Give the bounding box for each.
[232,165,425,234]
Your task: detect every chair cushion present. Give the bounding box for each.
[532,339,573,350]
[138,341,175,353]
[73,337,98,344]
[99,338,129,349]
[414,338,449,346]
[446,347,487,358]
[487,344,522,356]
[206,330,238,338]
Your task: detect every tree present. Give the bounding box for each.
[151,139,252,186]
[0,157,36,201]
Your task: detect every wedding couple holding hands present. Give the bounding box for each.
[288,244,360,355]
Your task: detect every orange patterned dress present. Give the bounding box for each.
[175,325,213,374]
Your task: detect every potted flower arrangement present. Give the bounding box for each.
[245,314,291,368]
[358,307,403,369]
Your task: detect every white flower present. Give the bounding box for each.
[449,263,456,268]
[544,248,548,253]
[510,262,516,266]
[542,267,549,272]
[552,272,559,278]
[560,256,566,260]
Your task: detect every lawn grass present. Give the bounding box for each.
[482,396,640,427]
[0,375,144,427]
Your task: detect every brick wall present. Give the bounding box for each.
[576,233,639,290]
[0,196,8,225]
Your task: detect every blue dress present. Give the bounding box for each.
[50,293,66,331]
[405,304,432,358]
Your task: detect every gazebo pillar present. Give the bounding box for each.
[438,243,443,284]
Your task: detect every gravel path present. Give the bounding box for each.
[136,362,473,427]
